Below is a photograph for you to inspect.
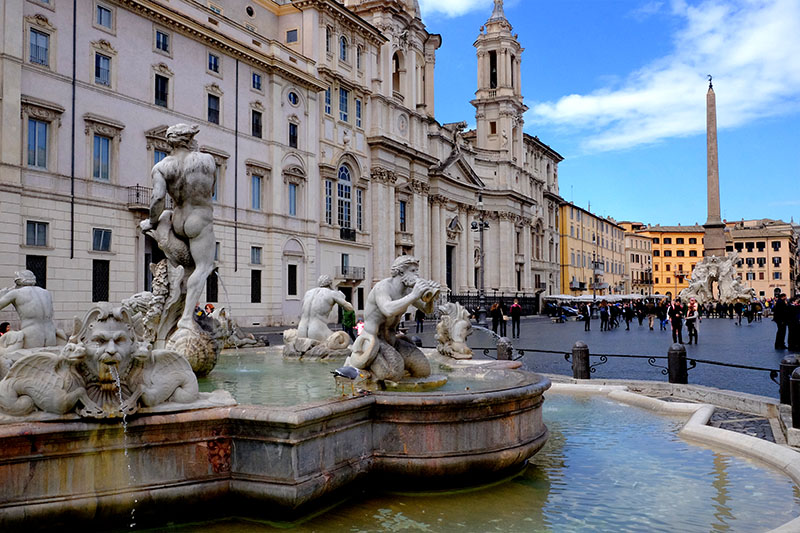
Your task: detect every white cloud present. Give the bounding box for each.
[526,0,800,153]
[419,0,492,18]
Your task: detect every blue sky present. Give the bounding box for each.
[420,0,800,226]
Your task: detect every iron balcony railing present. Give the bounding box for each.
[340,227,357,241]
[127,185,173,211]
[336,266,365,280]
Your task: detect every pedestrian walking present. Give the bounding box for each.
[581,303,591,331]
[510,299,522,339]
[490,302,502,335]
[646,300,656,330]
[668,298,684,344]
[686,298,699,344]
[599,301,609,332]
[774,293,788,349]
[415,308,426,334]
[624,304,634,331]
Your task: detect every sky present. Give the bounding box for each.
[419,0,800,226]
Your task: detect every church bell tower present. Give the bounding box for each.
[472,0,527,160]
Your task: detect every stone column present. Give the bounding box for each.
[430,197,442,283]
[466,209,476,290]
[424,54,436,117]
[459,209,470,292]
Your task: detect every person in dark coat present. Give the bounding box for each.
[787,297,800,352]
[490,302,502,334]
[774,293,789,349]
[668,298,684,344]
[414,308,426,334]
[509,299,522,339]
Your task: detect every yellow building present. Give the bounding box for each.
[619,222,653,295]
[559,203,626,296]
[726,219,798,298]
[636,225,705,297]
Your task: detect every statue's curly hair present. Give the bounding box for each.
[390,255,419,277]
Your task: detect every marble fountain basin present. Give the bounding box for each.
[0,349,550,530]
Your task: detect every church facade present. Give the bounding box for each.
[0,0,562,327]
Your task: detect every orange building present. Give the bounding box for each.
[636,225,705,298]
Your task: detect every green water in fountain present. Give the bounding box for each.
[138,393,800,532]
[198,348,503,405]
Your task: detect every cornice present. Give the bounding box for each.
[366,135,439,166]
[292,0,388,46]
[112,0,327,92]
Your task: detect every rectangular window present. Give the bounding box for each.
[251,270,262,303]
[653,237,660,244]
[206,271,218,303]
[251,175,262,210]
[288,183,297,216]
[355,99,362,128]
[93,134,111,181]
[209,3,222,15]
[773,241,782,251]
[653,250,660,257]
[676,238,684,245]
[208,94,220,124]
[759,272,765,280]
[286,29,298,43]
[251,110,262,138]
[689,237,697,244]
[773,257,782,266]
[676,250,685,257]
[95,53,111,86]
[30,29,49,66]
[356,189,363,231]
[252,72,262,90]
[155,30,169,53]
[663,237,672,244]
[399,200,407,232]
[208,53,219,73]
[154,149,167,165]
[325,180,332,224]
[154,74,169,107]
[664,250,672,257]
[251,246,262,265]
[26,255,47,288]
[211,165,220,201]
[26,221,48,247]
[288,122,298,148]
[96,5,112,28]
[356,46,362,70]
[689,250,697,257]
[287,264,297,296]
[339,88,349,122]
[774,272,782,280]
[92,259,110,302]
[27,118,48,168]
[92,228,112,251]
[324,87,332,115]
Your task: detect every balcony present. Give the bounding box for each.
[336,266,365,281]
[127,185,173,211]
[569,281,587,291]
[395,231,414,247]
[340,227,357,242]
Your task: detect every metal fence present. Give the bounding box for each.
[447,291,542,315]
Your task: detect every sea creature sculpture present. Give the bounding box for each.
[435,302,474,359]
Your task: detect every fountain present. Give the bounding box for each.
[0,124,551,530]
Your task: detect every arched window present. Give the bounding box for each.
[339,36,348,62]
[392,52,404,96]
[337,165,352,228]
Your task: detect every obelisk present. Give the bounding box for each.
[703,76,727,257]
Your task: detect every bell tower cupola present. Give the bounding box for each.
[472,0,527,158]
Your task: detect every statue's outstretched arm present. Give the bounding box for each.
[333,291,354,311]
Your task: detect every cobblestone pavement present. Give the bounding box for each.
[654,398,778,443]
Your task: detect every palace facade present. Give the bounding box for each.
[1,0,562,327]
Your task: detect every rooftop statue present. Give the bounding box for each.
[283,275,353,359]
[0,270,66,356]
[346,256,440,382]
[0,304,200,419]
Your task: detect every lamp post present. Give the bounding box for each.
[471,194,490,327]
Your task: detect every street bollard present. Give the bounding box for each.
[572,342,590,379]
[780,355,800,405]
[497,337,513,360]
[668,343,688,384]
[791,368,800,429]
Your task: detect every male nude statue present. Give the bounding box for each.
[347,256,440,381]
[139,124,216,331]
[297,275,354,342]
[0,270,61,351]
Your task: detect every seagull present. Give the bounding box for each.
[332,366,369,396]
